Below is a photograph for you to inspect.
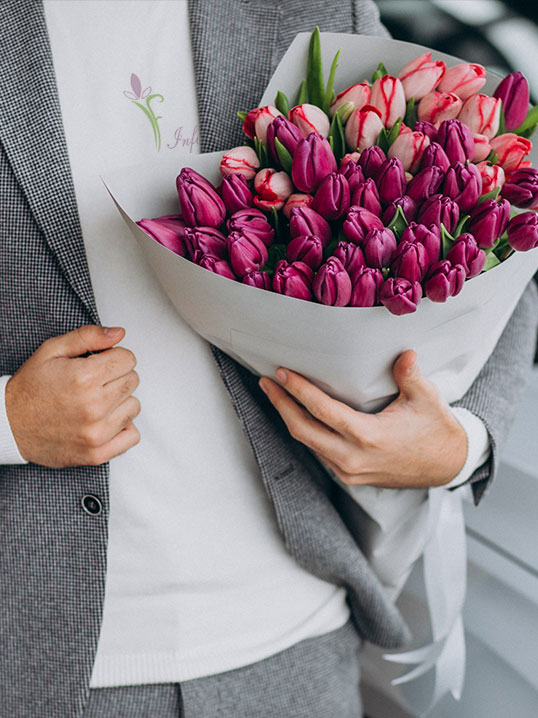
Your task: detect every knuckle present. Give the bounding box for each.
[80,425,104,449]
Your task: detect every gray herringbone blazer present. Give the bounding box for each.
[1,1,537,716]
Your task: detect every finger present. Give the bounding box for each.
[104,396,141,439]
[392,350,434,402]
[101,370,140,412]
[90,423,141,465]
[85,346,137,384]
[41,325,125,359]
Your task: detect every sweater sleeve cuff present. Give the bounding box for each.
[0,376,28,465]
[444,406,490,489]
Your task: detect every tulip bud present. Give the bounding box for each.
[388,131,431,174]
[417,91,463,125]
[437,62,487,100]
[441,161,482,212]
[446,233,486,277]
[398,52,446,101]
[227,230,268,277]
[219,146,260,180]
[289,206,332,246]
[254,168,293,202]
[382,195,418,224]
[472,133,492,163]
[137,215,187,257]
[266,115,305,166]
[363,227,397,268]
[332,241,367,282]
[351,178,382,216]
[184,226,227,259]
[435,119,474,164]
[507,211,538,251]
[194,252,237,280]
[477,162,506,197]
[313,257,352,306]
[489,133,533,174]
[272,260,314,300]
[370,75,406,128]
[420,142,451,173]
[414,120,438,142]
[312,172,351,221]
[242,271,272,290]
[254,105,283,143]
[349,266,384,307]
[501,167,538,208]
[376,157,407,206]
[241,108,262,140]
[391,240,430,282]
[493,72,530,132]
[345,105,384,151]
[177,168,226,228]
[289,103,330,137]
[358,145,387,180]
[339,160,366,194]
[227,208,274,246]
[466,198,510,248]
[282,193,314,219]
[401,222,441,264]
[330,82,371,117]
[343,205,384,245]
[417,194,460,234]
[291,133,337,193]
[424,260,465,302]
[380,277,422,314]
[458,94,501,139]
[406,166,445,203]
[221,174,254,215]
[286,234,324,270]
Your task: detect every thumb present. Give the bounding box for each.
[393,350,428,400]
[42,325,125,359]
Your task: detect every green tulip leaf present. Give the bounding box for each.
[271,207,281,241]
[307,27,325,108]
[493,234,512,262]
[386,117,403,147]
[386,205,409,239]
[513,104,538,137]
[496,101,505,137]
[329,112,346,163]
[275,91,290,117]
[323,49,341,115]
[454,214,470,236]
[484,150,499,165]
[237,110,248,123]
[519,122,538,140]
[254,137,268,168]
[440,223,456,259]
[376,127,390,154]
[274,137,293,174]
[263,242,287,272]
[477,187,501,204]
[405,97,416,128]
[296,79,308,107]
[371,61,388,84]
[482,248,501,271]
[323,238,340,260]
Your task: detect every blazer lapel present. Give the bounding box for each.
[0,0,99,324]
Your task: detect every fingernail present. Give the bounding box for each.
[275,368,287,384]
[104,326,123,337]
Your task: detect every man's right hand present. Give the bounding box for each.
[5,325,141,468]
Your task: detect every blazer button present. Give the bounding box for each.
[81,495,102,516]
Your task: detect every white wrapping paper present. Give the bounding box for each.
[103,32,538,715]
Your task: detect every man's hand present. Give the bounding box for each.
[5,325,141,468]
[259,350,467,489]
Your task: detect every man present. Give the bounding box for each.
[1,1,536,717]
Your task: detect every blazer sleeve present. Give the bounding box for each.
[452,280,538,504]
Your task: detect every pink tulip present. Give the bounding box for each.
[417,91,463,124]
[458,94,501,139]
[330,82,370,117]
[254,105,283,143]
[370,75,406,129]
[242,108,262,140]
[282,193,313,219]
[341,152,362,166]
[254,168,293,202]
[345,105,384,151]
[398,52,446,101]
[472,133,492,163]
[253,196,286,212]
[220,146,260,180]
[490,133,533,174]
[388,131,430,173]
[476,162,505,195]
[289,103,330,137]
[437,63,487,101]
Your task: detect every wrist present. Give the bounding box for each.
[1,375,28,464]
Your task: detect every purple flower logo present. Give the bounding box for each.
[123,73,151,101]
[124,73,164,150]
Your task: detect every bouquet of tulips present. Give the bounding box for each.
[139,28,538,316]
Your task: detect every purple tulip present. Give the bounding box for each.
[176,168,226,228]
[401,222,441,264]
[194,252,236,280]
[382,195,417,224]
[291,133,337,193]
[420,142,451,173]
[221,174,254,215]
[417,194,460,235]
[242,271,272,290]
[435,119,474,164]
[266,115,305,165]
[493,72,530,132]
[446,233,486,277]
[351,178,382,216]
[227,230,268,277]
[507,211,538,251]
[339,160,365,193]
[343,205,384,245]
[349,266,384,307]
[425,260,466,302]
[289,206,332,246]
[137,214,187,256]
[332,241,366,282]
[406,166,444,204]
[313,257,352,306]
[380,278,422,315]
[414,120,438,142]
[227,208,274,246]
[184,226,227,258]
[441,161,482,212]
[358,145,387,180]
[363,227,398,268]
[391,240,430,282]
[312,172,351,221]
[286,234,324,270]
[466,198,510,248]
[376,157,406,206]
[501,167,538,209]
[272,260,314,300]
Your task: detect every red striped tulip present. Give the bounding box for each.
[289,103,330,137]
[424,260,465,302]
[283,193,313,219]
[507,211,538,251]
[472,133,492,163]
[343,205,384,245]
[330,82,371,116]
[272,260,314,300]
[241,108,262,140]
[286,234,324,270]
[254,105,283,143]
[489,133,533,174]
[291,134,337,193]
[221,174,254,214]
[476,162,505,196]
[289,206,332,246]
[493,72,530,132]
[398,52,446,101]
[388,130,430,173]
[458,94,501,139]
[313,257,352,306]
[227,208,274,246]
[137,215,187,257]
[227,230,268,277]
[345,105,384,151]
[437,63,487,100]
[446,233,485,277]
[254,168,293,202]
[417,91,462,125]
[220,146,260,180]
[501,167,538,208]
[349,266,384,307]
[177,169,226,228]
[370,75,406,128]
[380,277,422,314]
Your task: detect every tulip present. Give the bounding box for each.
[507,211,538,251]
[466,198,510,248]
[227,230,268,277]
[489,133,532,174]
[458,94,501,139]
[493,72,530,131]
[417,194,460,234]
[363,227,397,268]
[282,193,314,219]
[380,277,422,314]
[376,157,406,205]
[330,82,371,116]
[351,178,382,216]
[291,133,337,193]
[194,252,236,280]
[345,105,384,151]
[398,52,446,101]
[253,196,286,212]
[424,260,466,302]
[391,240,430,282]
[420,142,451,173]
[477,162,506,196]
[343,206,384,246]
[358,145,387,180]
[289,206,332,246]
[241,107,262,139]
[350,266,384,307]
[177,168,226,228]
[400,222,441,264]
[137,215,187,257]
[227,208,274,246]
[289,103,330,137]
[472,133,492,163]
[254,168,293,202]
[501,167,538,208]
[437,62,487,100]
[219,146,260,180]
[339,160,365,194]
[266,116,305,166]
[341,151,362,166]
[242,271,272,290]
[417,91,462,125]
[313,257,352,306]
[221,174,254,215]
[414,120,438,142]
[272,260,314,300]
[333,241,367,282]
[184,226,227,259]
[370,75,406,128]
[435,119,474,164]
[388,131,431,173]
[441,161,482,212]
[446,233,486,277]
[254,105,283,143]
[382,195,417,224]
[286,234,324,270]
[312,172,351,221]
[406,166,445,204]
